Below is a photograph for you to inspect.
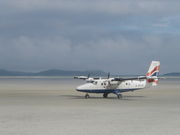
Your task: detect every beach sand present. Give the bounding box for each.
[0,77,180,135]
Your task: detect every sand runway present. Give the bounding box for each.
[0,77,179,135]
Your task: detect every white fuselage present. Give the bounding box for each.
[76,78,147,94]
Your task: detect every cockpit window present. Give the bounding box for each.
[87,80,94,83]
[93,81,97,85]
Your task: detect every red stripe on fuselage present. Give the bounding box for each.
[147,79,158,83]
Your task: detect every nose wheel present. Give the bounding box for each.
[85,93,90,99]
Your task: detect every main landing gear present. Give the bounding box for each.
[103,93,108,98]
[84,93,122,99]
[103,93,122,99]
[85,93,90,99]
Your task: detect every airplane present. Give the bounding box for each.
[74,61,160,99]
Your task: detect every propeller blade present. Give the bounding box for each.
[88,73,90,78]
[108,72,110,79]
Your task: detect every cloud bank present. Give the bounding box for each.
[0,0,180,74]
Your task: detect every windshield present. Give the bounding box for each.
[86,80,94,83]
[93,81,97,85]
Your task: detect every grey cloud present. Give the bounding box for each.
[0,0,180,74]
[1,0,180,16]
[0,33,179,74]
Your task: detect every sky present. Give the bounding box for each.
[0,0,180,74]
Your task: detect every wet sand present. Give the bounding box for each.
[0,77,180,135]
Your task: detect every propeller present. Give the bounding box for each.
[87,73,90,79]
[107,72,110,79]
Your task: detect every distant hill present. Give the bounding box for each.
[0,69,108,76]
[163,72,180,76]
[36,69,107,76]
[0,69,33,76]
[1,69,179,77]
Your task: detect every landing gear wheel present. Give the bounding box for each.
[103,93,108,98]
[117,94,122,99]
[85,93,90,99]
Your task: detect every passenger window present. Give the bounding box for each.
[93,81,97,85]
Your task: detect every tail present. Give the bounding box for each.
[146,61,160,86]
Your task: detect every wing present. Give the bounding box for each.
[112,76,147,81]
[74,76,88,80]
[112,76,165,82]
[74,76,100,81]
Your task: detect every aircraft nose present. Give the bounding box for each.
[76,85,84,91]
[76,84,88,91]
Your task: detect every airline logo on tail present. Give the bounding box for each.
[146,61,160,86]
